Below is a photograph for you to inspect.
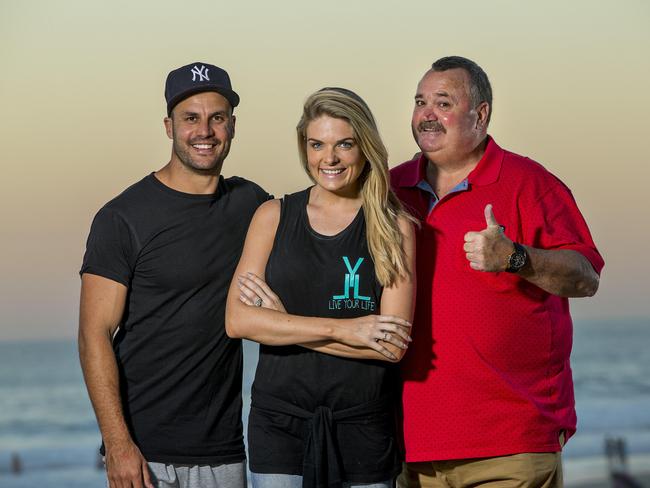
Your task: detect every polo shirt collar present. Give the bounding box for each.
[396,154,428,188]
[467,135,503,187]
[396,135,504,188]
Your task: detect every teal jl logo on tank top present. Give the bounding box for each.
[333,257,371,300]
[329,257,376,311]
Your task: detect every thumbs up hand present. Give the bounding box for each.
[463,204,513,272]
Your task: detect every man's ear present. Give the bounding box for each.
[230,114,236,139]
[164,116,173,140]
[476,102,490,129]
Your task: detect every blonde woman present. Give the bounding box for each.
[226,87,416,488]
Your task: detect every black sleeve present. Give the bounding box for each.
[253,181,273,203]
[80,207,138,287]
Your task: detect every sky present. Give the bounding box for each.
[0,0,648,340]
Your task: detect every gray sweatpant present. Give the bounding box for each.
[147,461,246,488]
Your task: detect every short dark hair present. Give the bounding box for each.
[431,56,492,124]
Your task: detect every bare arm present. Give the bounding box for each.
[78,274,153,488]
[225,201,412,361]
[464,204,600,297]
[516,246,599,297]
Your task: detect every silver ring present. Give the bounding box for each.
[384,332,389,341]
[254,297,263,307]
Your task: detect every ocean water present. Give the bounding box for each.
[0,318,648,487]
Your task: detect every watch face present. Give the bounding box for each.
[510,252,527,270]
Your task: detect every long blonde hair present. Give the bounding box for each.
[296,87,413,287]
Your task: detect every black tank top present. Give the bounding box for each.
[248,188,400,484]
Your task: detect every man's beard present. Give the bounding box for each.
[172,138,230,173]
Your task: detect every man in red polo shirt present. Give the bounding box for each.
[392,56,604,488]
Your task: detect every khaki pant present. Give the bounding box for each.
[397,451,563,488]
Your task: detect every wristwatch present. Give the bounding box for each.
[505,242,528,273]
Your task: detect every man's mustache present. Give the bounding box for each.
[418,120,446,133]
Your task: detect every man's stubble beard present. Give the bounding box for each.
[171,122,234,175]
[172,140,231,175]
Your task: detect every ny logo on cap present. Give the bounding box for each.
[191,65,210,82]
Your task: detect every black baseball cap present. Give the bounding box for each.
[164,62,240,116]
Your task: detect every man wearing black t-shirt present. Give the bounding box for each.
[78,62,269,488]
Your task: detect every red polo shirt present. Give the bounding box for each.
[391,137,604,461]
